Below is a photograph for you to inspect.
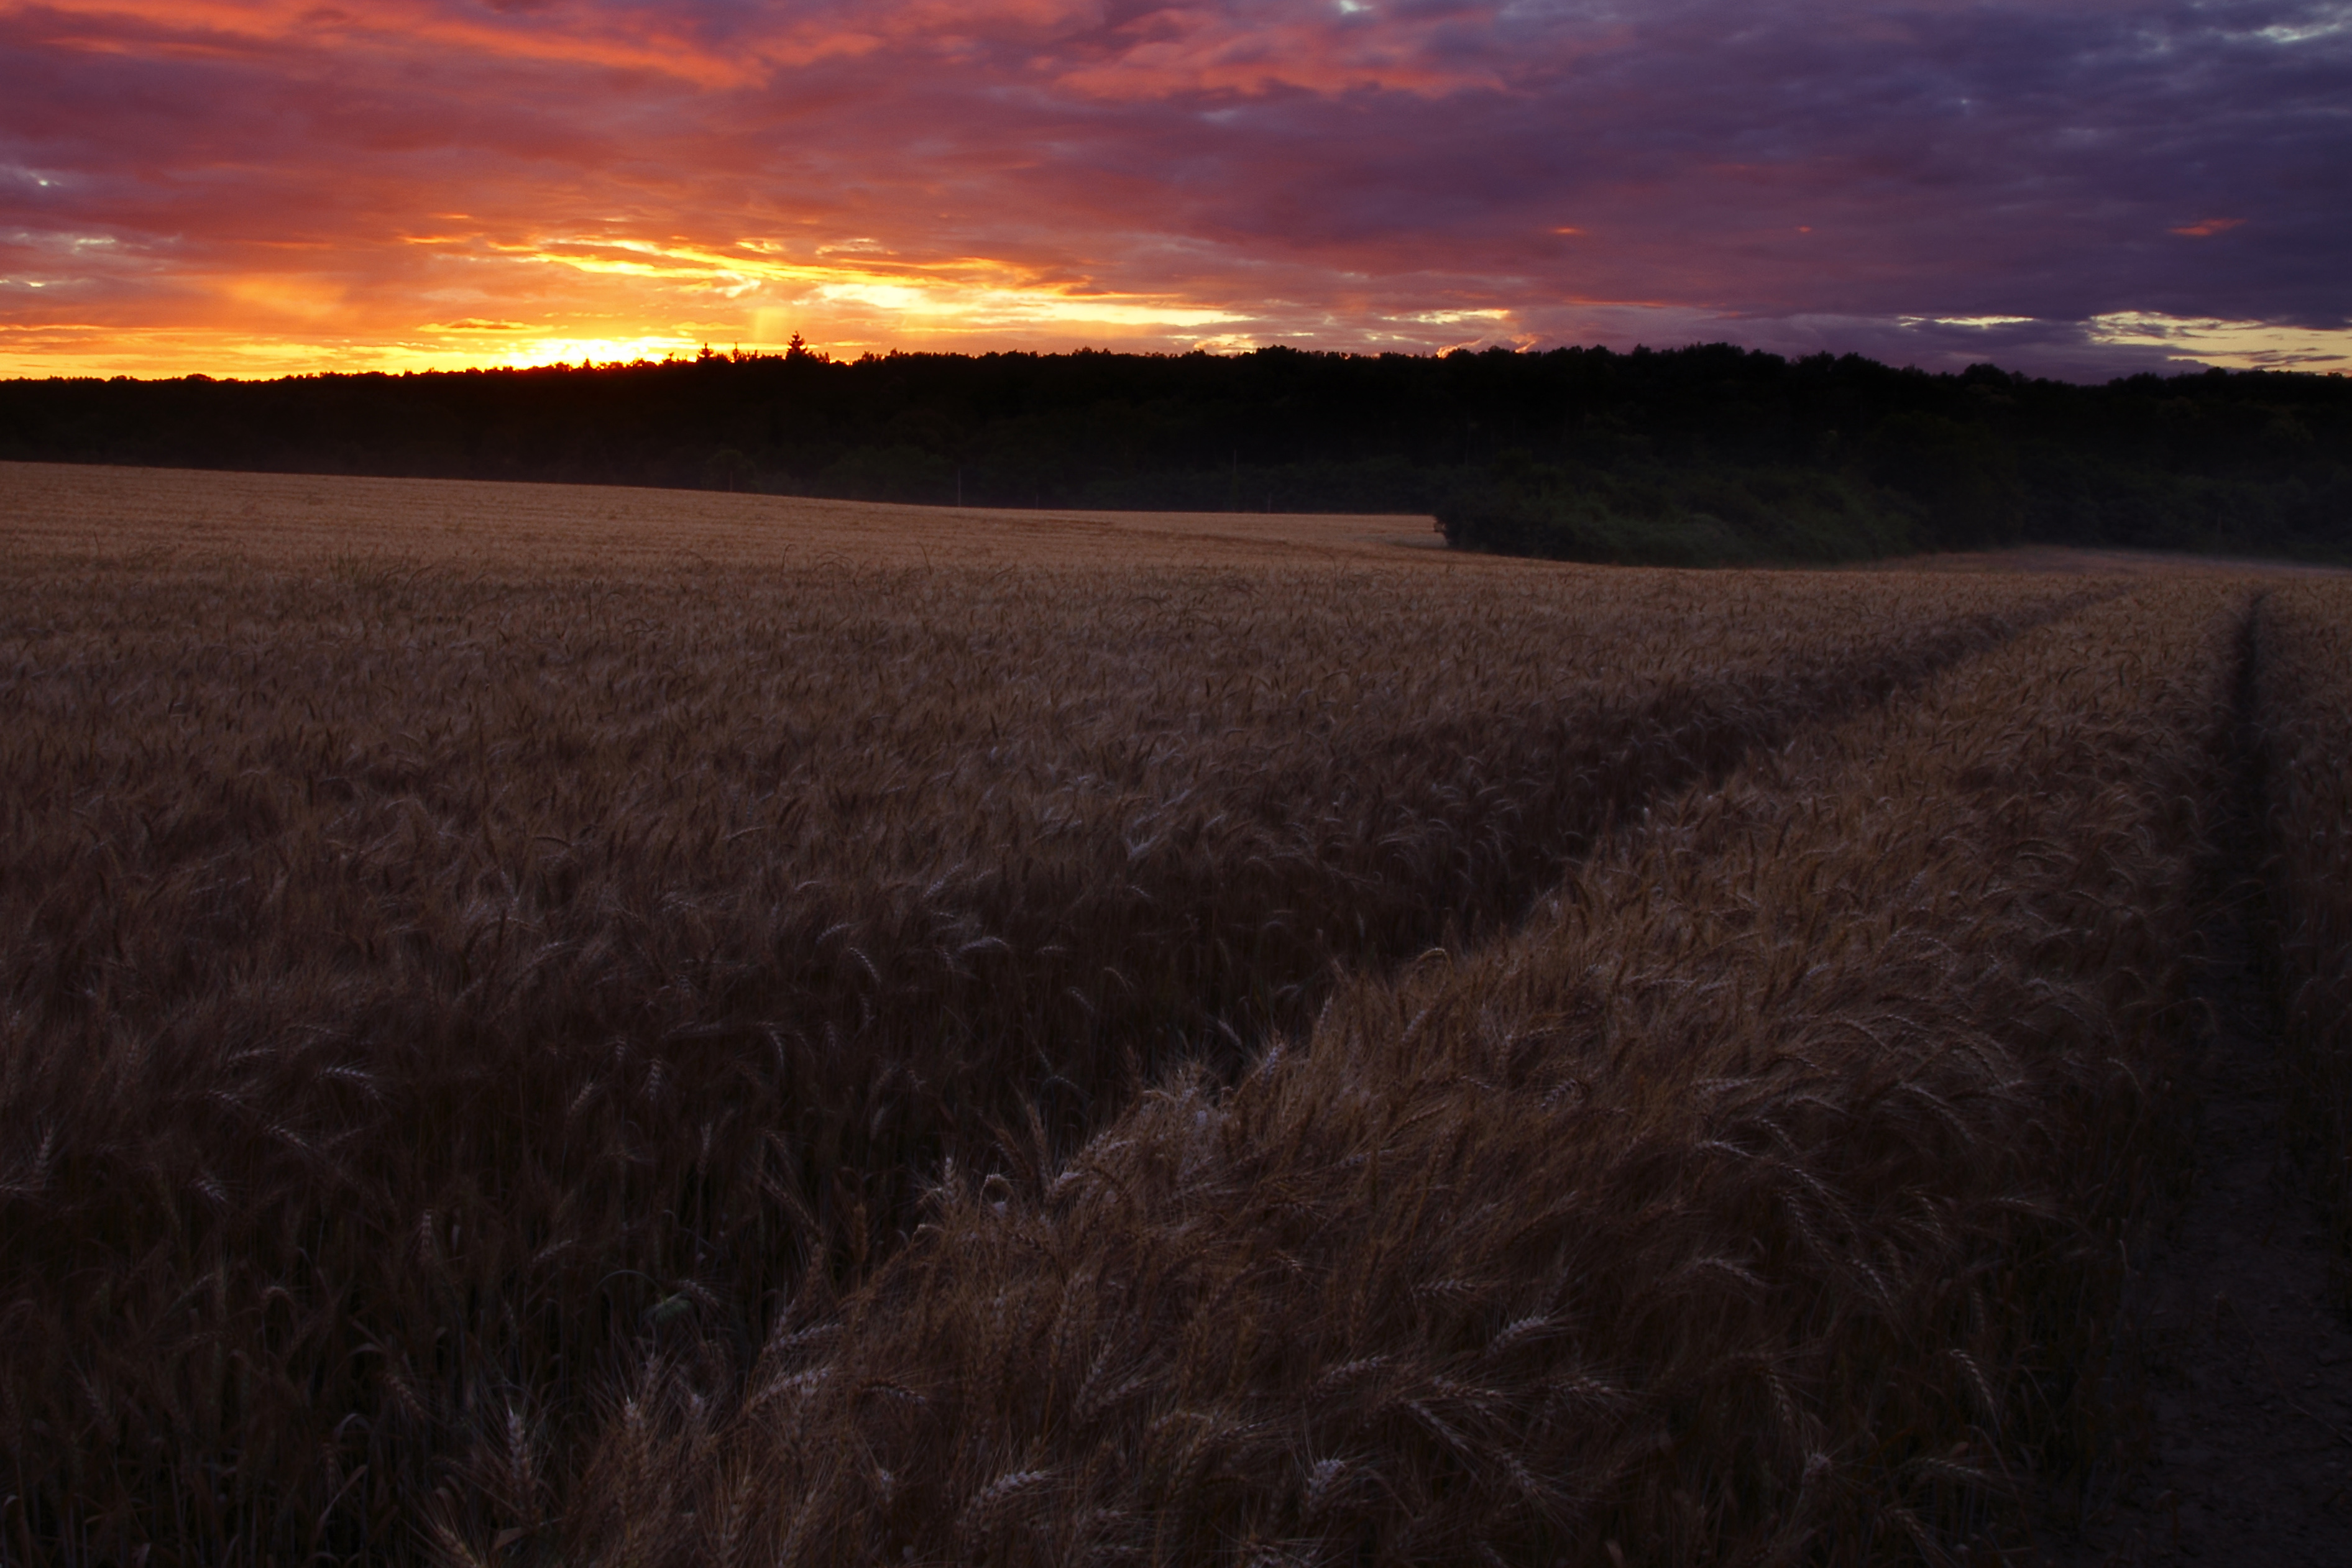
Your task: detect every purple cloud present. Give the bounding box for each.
[1,0,2345,376]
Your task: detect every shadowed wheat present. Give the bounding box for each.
[0,483,2107,1562]
[2256,579,2352,1293]
[530,582,2246,1566]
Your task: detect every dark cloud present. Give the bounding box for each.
[1,0,2345,376]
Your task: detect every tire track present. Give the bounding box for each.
[2046,595,2352,1566]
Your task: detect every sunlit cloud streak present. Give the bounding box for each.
[2,0,2347,378]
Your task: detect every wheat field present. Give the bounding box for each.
[0,461,2341,1565]
[2261,580,2352,1291]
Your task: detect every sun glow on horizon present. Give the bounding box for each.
[0,231,1262,378]
[4,0,2345,382]
[2087,311,2352,372]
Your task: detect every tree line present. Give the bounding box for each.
[3,339,2346,564]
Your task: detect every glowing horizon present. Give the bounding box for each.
[5,1,2348,383]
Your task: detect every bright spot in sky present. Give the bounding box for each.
[2258,17,2352,45]
[2088,313,2352,370]
[0,0,2343,379]
[483,336,704,367]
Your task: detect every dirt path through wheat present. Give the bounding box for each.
[2049,611,2352,1565]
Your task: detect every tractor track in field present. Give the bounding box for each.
[2043,598,2352,1566]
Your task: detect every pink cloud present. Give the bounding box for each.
[0,1,2345,378]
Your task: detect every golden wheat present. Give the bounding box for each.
[0,458,1440,570]
[0,466,2118,1562]
[536,582,2249,1566]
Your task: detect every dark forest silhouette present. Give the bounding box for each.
[4,341,2346,564]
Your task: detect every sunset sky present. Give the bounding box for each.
[4,0,2348,380]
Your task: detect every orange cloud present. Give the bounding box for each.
[1,1,2343,381]
[10,0,770,87]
